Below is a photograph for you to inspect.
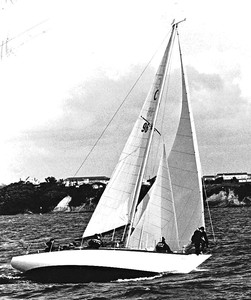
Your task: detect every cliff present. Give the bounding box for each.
[204,182,251,207]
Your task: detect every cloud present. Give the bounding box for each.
[188,67,224,91]
[188,65,248,122]
[2,59,251,183]
[6,59,250,182]
[2,64,156,182]
[187,65,251,174]
[2,0,251,183]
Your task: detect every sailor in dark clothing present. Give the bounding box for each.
[199,226,209,253]
[88,234,102,249]
[45,238,55,252]
[156,237,173,253]
[191,227,209,255]
[191,228,201,255]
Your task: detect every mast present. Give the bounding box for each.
[125,23,178,247]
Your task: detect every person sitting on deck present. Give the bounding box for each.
[64,241,78,250]
[155,237,173,253]
[44,238,55,252]
[88,234,102,249]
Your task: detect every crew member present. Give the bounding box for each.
[88,234,102,249]
[156,237,173,253]
[199,226,209,253]
[191,226,209,255]
[45,238,55,252]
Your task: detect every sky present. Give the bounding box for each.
[0,0,251,184]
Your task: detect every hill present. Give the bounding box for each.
[0,177,105,215]
[0,177,250,215]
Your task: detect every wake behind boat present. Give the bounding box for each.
[11,20,211,283]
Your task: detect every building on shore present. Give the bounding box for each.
[64,176,110,187]
[203,172,251,183]
[64,173,251,187]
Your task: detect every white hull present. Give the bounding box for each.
[11,248,211,282]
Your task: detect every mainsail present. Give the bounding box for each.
[128,145,180,251]
[167,34,204,248]
[83,26,177,238]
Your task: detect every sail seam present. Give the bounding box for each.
[170,150,195,156]
[175,133,193,138]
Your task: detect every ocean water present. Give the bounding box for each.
[0,207,250,300]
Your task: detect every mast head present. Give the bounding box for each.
[172,18,186,28]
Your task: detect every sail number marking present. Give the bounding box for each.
[154,89,159,100]
[141,122,149,133]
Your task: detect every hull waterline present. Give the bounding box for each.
[11,248,211,283]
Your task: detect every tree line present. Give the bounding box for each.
[0,177,105,215]
[1,176,251,215]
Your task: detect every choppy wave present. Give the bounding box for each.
[116,273,163,283]
[0,274,21,284]
[0,208,250,299]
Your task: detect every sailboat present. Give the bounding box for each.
[11,20,211,283]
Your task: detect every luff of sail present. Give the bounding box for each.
[167,33,204,249]
[128,145,180,251]
[83,26,177,239]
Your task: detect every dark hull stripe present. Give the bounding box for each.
[24,265,158,283]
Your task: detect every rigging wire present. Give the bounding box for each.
[202,178,217,243]
[73,28,173,176]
